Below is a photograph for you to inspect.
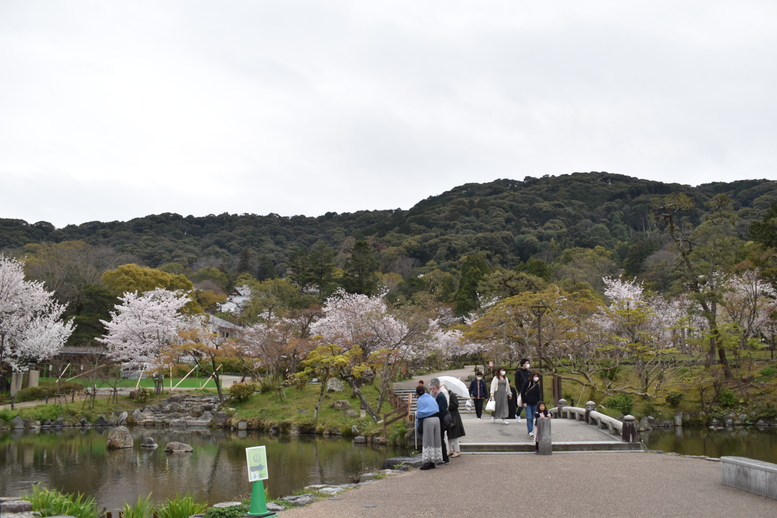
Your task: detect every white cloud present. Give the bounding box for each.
[1,1,776,227]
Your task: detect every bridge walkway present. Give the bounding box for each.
[394,367,638,452]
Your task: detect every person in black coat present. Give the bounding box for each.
[446,391,466,458]
[521,370,542,437]
[507,385,518,419]
[514,359,531,421]
[468,371,488,419]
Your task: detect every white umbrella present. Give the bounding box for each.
[438,376,470,401]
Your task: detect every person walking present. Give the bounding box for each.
[521,371,542,437]
[489,367,512,425]
[445,387,466,458]
[428,378,450,464]
[514,359,531,422]
[414,385,443,469]
[468,371,488,419]
[507,384,518,420]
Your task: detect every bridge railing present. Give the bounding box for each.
[551,399,638,442]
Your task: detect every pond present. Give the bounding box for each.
[0,428,411,512]
[640,426,777,463]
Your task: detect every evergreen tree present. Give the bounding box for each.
[342,240,379,295]
[454,254,491,315]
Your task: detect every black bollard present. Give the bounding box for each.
[622,415,637,442]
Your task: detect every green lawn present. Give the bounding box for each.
[40,376,220,389]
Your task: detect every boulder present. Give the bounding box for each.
[326,377,345,393]
[10,416,24,429]
[281,494,316,507]
[360,368,375,384]
[211,502,242,509]
[164,441,194,454]
[0,499,32,513]
[343,410,358,418]
[266,502,285,513]
[382,455,424,469]
[94,415,108,427]
[212,412,229,427]
[333,400,352,410]
[140,437,158,449]
[106,426,134,449]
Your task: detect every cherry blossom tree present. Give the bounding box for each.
[599,277,693,398]
[0,255,74,391]
[426,320,482,369]
[98,288,194,368]
[720,269,777,359]
[310,289,422,420]
[239,312,318,391]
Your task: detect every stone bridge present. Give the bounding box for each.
[392,385,640,454]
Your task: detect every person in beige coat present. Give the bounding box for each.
[489,367,512,424]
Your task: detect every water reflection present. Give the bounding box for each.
[0,428,410,512]
[641,426,777,463]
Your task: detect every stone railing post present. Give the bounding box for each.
[622,415,637,442]
[536,417,552,455]
[557,399,567,418]
[585,401,596,425]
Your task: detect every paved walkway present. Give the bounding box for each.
[281,452,777,517]
[283,367,777,516]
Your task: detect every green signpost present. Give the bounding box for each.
[245,446,276,518]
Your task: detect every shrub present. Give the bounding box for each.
[665,392,684,408]
[121,494,155,518]
[31,404,63,422]
[717,388,738,408]
[25,484,99,518]
[229,382,258,403]
[753,401,777,419]
[204,502,250,518]
[131,387,152,404]
[759,366,776,378]
[0,409,18,423]
[156,494,207,518]
[15,381,83,403]
[602,393,633,415]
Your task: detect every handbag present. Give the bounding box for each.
[485,397,496,412]
[516,394,523,407]
[443,412,453,429]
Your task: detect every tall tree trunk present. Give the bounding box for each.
[345,377,380,421]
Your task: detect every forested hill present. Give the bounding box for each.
[1,172,776,275]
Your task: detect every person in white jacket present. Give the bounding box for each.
[489,367,512,424]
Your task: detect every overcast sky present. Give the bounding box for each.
[2,1,776,228]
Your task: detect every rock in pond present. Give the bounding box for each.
[106,426,134,449]
[164,441,194,454]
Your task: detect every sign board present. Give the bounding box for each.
[246,446,269,482]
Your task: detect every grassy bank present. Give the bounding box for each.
[0,381,410,443]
